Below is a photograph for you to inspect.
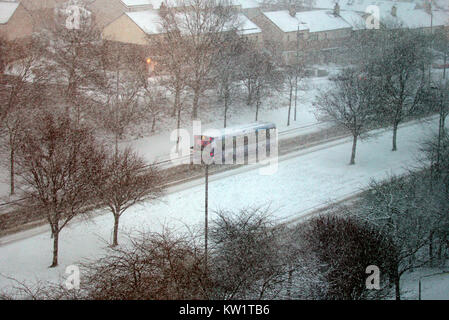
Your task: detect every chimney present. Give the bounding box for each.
[289,4,296,17]
[391,5,397,17]
[333,2,340,16]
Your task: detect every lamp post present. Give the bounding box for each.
[204,163,209,274]
[429,0,433,84]
[295,25,300,121]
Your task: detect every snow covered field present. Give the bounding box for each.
[0,116,445,297]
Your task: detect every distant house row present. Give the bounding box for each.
[255,2,448,63]
[1,0,448,64]
[90,0,449,65]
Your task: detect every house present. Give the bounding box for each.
[254,6,353,63]
[382,6,448,32]
[232,0,261,19]
[313,0,417,13]
[0,1,33,41]
[88,0,127,29]
[102,9,262,46]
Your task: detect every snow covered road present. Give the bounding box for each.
[0,117,444,291]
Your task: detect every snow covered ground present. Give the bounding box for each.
[401,267,449,300]
[0,72,335,202]
[0,116,446,298]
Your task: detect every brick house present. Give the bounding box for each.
[0,1,33,41]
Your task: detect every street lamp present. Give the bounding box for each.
[146,57,155,75]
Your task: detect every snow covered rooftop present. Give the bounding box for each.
[121,0,151,6]
[232,0,260,9]
[263,11,309,33]
[236,13,262,35]
[126,10,163,34]
[295,10,353,32]
[126,10,261,36]
[383,9,448,29]
[338,10,366,30]
[263,10,352,33]
[0,1,19,24]
[313,0,416,13]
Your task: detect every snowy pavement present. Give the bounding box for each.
[0,116,445,295]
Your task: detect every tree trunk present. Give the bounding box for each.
[9,145,14,195]
[224,95,228,128]
[350,135,358,165]
[392,121,399,151]
[172,87,180,117]
[204,164,209,275]
[287,269,293,299]
[443,41,448,79]
[287,85,292,126]
[192,89,200,120]
[438,233,446,260]
[246,80,252,106]
[255,100,260,121]
[176,103,182,153]
[50,229,59,268]
[429,231,434,266]
[112,214,120,247]
[394,272,401,300]
[151,116,156,133]
[294,75,298,121]
[115,133,119,158]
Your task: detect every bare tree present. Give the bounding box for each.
[283,63,305,126]
[140,85,167,134]
[315,68,380,165]
[357,173,439,300]
[95,148,164,247]
[162,0,239,119]
[422,80,449,175]
[241,48,283,121]
[0,39,47,127]
[298,213,396,300]
[150,6,190,119]
[93,41,146,154]
[352,28,432,151]
[212,33,248,128]
[14,110,106,267]
[35,0,103,123]
[0,40,49,195]
[208,207,292,299]
[0,36,6,75]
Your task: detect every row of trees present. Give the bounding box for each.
[151,0,296,133]
[4,130,447,300]
[8,108,164,267]
[0,207,393,300]
[315,27,448,165]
